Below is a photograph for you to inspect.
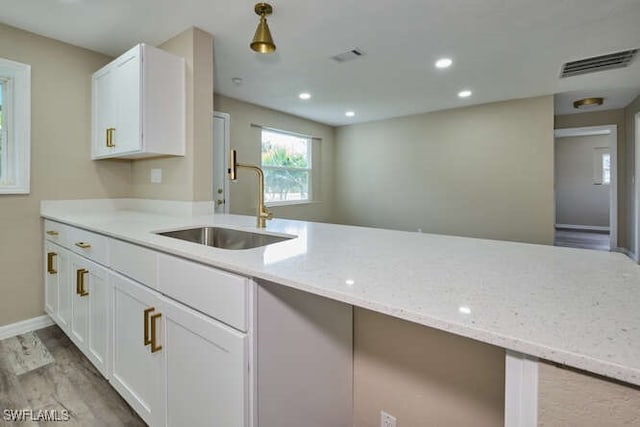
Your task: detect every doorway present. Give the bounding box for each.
[554,125,617,251]
[213,112,230,214]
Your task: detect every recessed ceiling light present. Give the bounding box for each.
[345,279,355,286]
[435,58,453,69]
[458,90,472,98]
[231,77,243,85]
[345,111,355,117]
[299,92,311,100]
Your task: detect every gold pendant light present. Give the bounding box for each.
[250,3,276,54]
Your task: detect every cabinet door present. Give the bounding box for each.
[69,255,110,377]
[160,296,248,427]
[70,256,89,350]
[85,258,110,377]
[92,66,116,158]
[111,273,163,427]
[112,48,142,154]
[44,242,60,319]
[56,247,73,333]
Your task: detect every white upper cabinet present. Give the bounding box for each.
[91,44,185,159]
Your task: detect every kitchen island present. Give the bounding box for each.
[41,198,640,425]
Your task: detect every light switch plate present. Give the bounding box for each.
[150,168,162,184]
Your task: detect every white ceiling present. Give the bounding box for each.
[1,0,640,126]
[555,87,640,116]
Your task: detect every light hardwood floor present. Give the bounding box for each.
[554,228,610,251]
[0,325,145,426]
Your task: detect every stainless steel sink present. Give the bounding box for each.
[156,226,293,250]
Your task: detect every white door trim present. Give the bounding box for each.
[554,125,618,250]
[214,111,231,214]
[635,112,640,261]
[504,351,538,427]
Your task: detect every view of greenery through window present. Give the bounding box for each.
[261,129,311,203]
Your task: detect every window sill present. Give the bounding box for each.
[266,200,322,208]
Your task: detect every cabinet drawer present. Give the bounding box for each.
[110,239,158,288]
[157,254,248,332]
[44,220,68,246]
[68,227,109,265]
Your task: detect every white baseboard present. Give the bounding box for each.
[555,224,610,232]
[612,247,638,262]
[0,315,54,341]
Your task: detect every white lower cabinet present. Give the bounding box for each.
[111,272,248,427]
[69,254,110,377]
[162,296,248,427]
[44,241,66,325]
[111,272,163,426]
[44,242,74,336]
[44,220,353,427]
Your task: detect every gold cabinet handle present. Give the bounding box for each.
[143,307,155,346]
[76,269,86,295]
[75,242,91,249]
[106,127,116,147]
[46,230,59,236]
[150,313,162,353]
[80,270,89,297]
[76,269,88,296]
[47,252,58,274]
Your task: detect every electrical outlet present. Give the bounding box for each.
[381,411,397,427]
[150,168,162,184]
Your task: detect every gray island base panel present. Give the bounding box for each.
[40,199,640,388]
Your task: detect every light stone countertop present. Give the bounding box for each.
[41,200,640,387]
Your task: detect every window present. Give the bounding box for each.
[593,147,611,185]
[602,152,611,184]
[261,128,311,204]
[0,57,30,194]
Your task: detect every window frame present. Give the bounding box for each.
[0,57,31,194]
[260,127,313,206]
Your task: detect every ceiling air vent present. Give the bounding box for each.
[331,48,365,63]
[560,49,638,78]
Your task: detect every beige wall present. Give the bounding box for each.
[214,94,336,223]
[624,95,640,255]
[354,308,504,427]
[538,362,640,426]
[555,135,611,227]
[334,96,555,245]
[132,27,214,201]
[0,23,132,327]
[555,109,628,249]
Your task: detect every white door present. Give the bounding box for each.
[92,67,116,158]
[213,112,230,213]
[44,242,60,319]
[160,295,247,427]
[113,48,141,155]
[111,272,163,427]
